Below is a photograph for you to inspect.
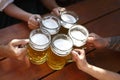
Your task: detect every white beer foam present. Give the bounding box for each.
[42,19,58,28]
[70,30,86,47]
[31,33,49,45]
[54,39,72,51]
[71,30,86,40]
[61,14,76,23]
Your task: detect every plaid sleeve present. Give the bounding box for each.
[107,36,120,52]
[0,0,14,11]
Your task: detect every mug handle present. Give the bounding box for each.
[66,47,87,63]
[66,53,73,63]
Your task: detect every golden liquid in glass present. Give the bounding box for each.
[27,44,48,65]
[47,48,67,70]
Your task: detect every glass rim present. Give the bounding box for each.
[68,25,89,41]
[51,45,73,56]
[60,11,79,24]
[51,34,73,51]
[28,43,50,51]
[41,15,61,30]
[29,29,51,46]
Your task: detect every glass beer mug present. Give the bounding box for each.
[27,29,51,65]
[47,34,73,70]
[68,25,89,47]
[40,15,61,35]
[60,11,79,29]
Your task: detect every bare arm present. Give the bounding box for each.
[72,49,120,80]
[0,45,8,58]
[83,64,120,80]
[40,0,59,10]
[40,0,65,16]
[107,36,120,51]
[3,3,41,29]
[3,3,32,22]
[88,33,120,52]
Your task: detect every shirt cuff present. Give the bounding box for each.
[0,0,14,11]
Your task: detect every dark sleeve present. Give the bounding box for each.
[107,36,120,51]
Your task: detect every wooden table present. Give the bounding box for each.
[0,0,120,80]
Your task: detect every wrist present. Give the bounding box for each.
[81,63,93,72]
[103,37,111,48]
[76,61,91,71]
[24,13,33,22]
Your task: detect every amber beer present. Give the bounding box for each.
[47,34,73,70]
[68,25,89,47]
[27,29,51,65]
[60,11,79,29]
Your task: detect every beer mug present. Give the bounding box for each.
[60,11,79,29]
[40,15,61,35]
[27,29,51,65]
[68,25,89,47]
[47,34,73,70]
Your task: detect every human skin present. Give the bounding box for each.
[72,49,120,80]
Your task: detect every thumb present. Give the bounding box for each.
[11,39,29,46]
[87,36,95,43]
[71,50,81,62]
[72,49,85,61]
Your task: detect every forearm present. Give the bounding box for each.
[41,0,59,10]
[107,36,120,51]
[3,3,32,22]
[82,64,120,80]
[0,45,8,58]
